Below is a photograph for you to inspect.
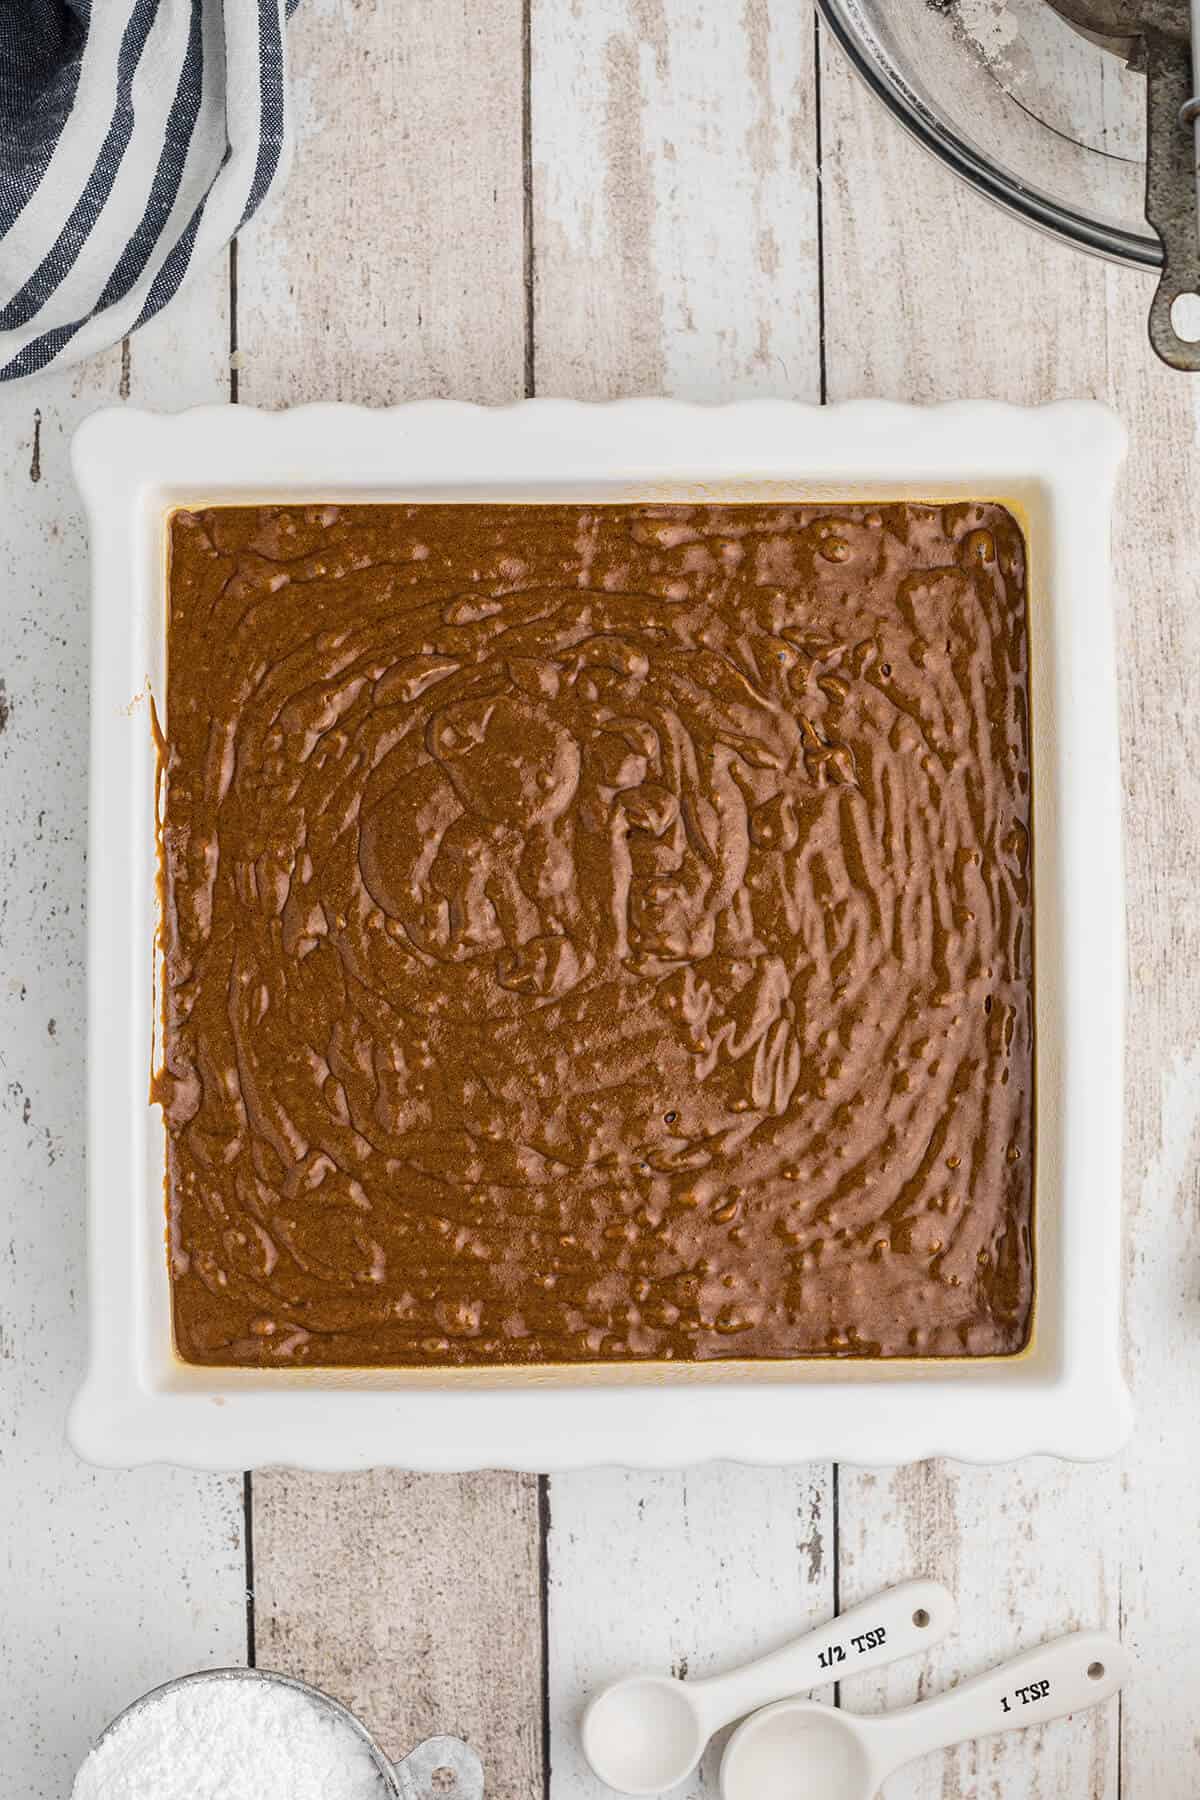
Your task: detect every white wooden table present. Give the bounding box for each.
[2,4,1198,1796]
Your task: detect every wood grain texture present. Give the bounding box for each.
[1103,264,1200,1800]
[0,278,247,1799]
[531,0,821,399]
[234,7,543,1798]
[236,0,527,408]
[547,1466,834,1800]
[252,1470,543,1791]
[834,1461,1120,1797]
[819,22,1200,1796]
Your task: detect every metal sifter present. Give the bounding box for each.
[818,0,1200,366]
[1044,0,1200,364]
[73,1668,484,1800]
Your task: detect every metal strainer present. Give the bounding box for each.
[1042,0,1200,365]
[817,0,1200,367]
[74,1668,484,1800]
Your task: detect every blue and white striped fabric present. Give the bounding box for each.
[0,0,297,383]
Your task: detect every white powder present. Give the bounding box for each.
[72,1674,389,1800]
[954,0,1020,66]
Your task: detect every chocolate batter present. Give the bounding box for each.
[159,501,1034,1366]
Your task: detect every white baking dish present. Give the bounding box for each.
[68,398,1130,1471]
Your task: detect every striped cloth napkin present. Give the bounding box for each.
[0,1,297,384]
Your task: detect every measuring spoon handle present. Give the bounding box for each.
[691,1578,956,1735]
[872,1630,1130,1781]
[392,1736,484,1800]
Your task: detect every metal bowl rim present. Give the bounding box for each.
[82,1667,398,1795]
[815,0,1164,271]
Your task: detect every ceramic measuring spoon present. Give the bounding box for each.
[581,1577,955,1795]
[719,1628,1130,1800]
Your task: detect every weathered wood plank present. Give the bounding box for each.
[0,278,246,1798]
[236,5,542,1797]
[834,1461,1119,1797]
[546,1466,834,1800]
[820,24,1200,1798]
[1101,270,1200,1800]
[531,7,830,1798]
[530,0,821,399]
[236,0,527,408]
[252,1470,544,1787]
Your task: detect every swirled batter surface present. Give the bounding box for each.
[160,501,1033,1366]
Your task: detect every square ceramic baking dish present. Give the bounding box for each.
[68,398,1130,1471]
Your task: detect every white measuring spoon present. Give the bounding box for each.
[719,1628,1130,1800]
[581,1577,955,1795]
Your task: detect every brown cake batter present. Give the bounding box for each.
[159,501,1034,1367]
